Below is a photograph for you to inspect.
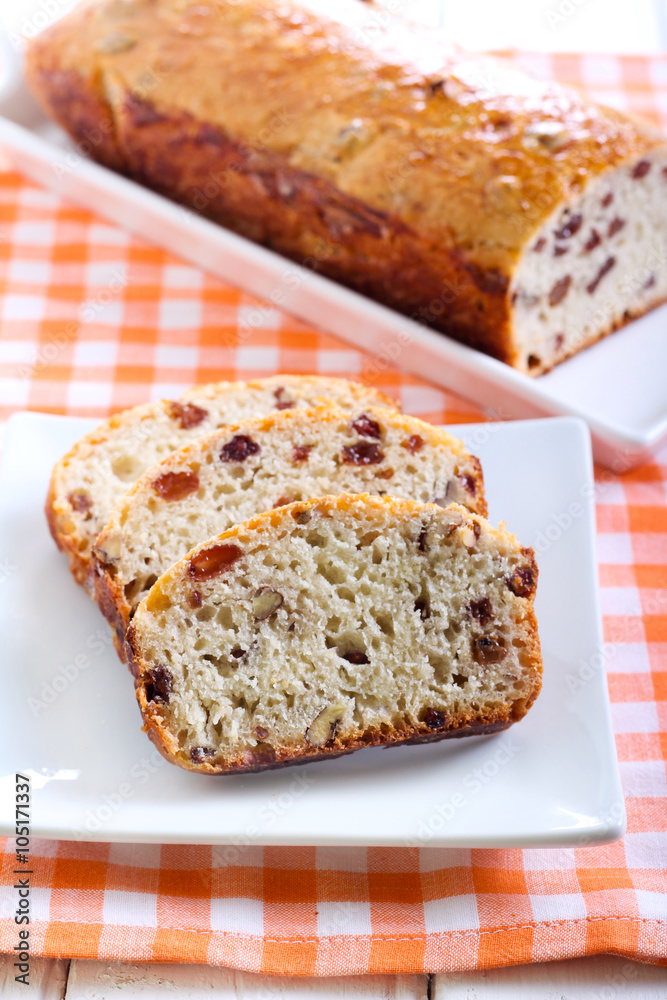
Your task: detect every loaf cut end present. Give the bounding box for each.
[127,495,542,775]
[512,149,667,374]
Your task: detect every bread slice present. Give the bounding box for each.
[92,407,485,646]
[126,494,542,775]
[46,376,396,584]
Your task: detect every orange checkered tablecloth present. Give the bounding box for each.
[0,52,666,974]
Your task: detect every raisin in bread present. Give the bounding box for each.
[126,495,541,775]
[46,376,396,584]
[93,407,485,646]
[27,0,667,374]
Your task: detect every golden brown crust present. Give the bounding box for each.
[93,561,130,658]
[184,376,398,412]
[44,476,89,585]
[45,400,170,588]
[126,494,543,775]
[27,63,127,174]
[29,62,515,360]
[137,704,517,775]
[45,482,100,589]
[130,628,540,774]
[462,454,487,518]
[26,0,665,368]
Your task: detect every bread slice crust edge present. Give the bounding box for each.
[126,494,542,776]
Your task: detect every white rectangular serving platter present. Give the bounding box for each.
[0,33,665,469]
[0,412,625,847]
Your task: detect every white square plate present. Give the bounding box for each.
[0,412,625,847]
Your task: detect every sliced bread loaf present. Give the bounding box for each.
[126,494,541,775]
[46,376,396,584]
[27,0,667,374]
[92,407,485,645]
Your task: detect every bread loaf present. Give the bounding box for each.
[126,494,541,774]
[92,406,485,644]
[26,0,667,373]
[45,375,395,584]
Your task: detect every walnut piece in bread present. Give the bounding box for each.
[126,495,542,774]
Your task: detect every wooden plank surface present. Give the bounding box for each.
[1,954,68,998]
[434,956,667,998]
[3,954,667,998]
[0,957,430,998]
[65,963,428,1000]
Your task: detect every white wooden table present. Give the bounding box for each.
[1,0,666,996]
[2,954,667,997]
